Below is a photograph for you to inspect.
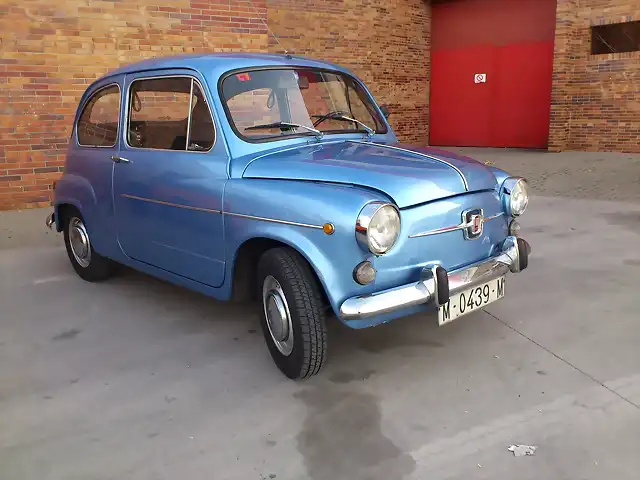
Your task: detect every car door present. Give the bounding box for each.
[112,70,227,287]
[67,78,124,255]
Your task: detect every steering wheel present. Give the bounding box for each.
[312,110,350,128]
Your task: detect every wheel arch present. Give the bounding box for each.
[53,172,98,232]
[229,236,330,309]
[55,202,83,232]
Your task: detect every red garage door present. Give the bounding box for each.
[429,0,557,148]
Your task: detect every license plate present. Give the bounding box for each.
[438,276,505,326]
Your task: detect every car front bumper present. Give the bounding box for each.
[339,235,531,321]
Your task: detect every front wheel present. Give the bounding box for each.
[257,248,328,380]
[63,209,116,282]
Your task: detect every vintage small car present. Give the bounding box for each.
[45,53,531,379]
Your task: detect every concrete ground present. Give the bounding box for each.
[1,149,640,480]
[447,147,640,202]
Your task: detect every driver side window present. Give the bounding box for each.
[127,77,215,152]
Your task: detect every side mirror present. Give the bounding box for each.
[379,104,391,119]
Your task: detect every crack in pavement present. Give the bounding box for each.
[484,309,640,410]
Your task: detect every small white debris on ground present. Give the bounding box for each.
[508,445,537,457]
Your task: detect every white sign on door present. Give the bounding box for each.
[474,73,487,84]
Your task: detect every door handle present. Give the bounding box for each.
[110,155,131,164]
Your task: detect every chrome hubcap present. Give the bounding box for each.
[69,217,91,268]
[262,275,294,356]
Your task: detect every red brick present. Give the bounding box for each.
[34,167,60,174]
[7,169,34,175]
[0,175,22,182]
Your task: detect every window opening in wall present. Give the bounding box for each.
[591,20,640,55]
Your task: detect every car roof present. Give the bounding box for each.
[100,52,353,81]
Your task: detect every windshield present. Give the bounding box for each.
[221,68,387,142]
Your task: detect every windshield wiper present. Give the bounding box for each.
[312,111,375,137]
[245,122,323,138]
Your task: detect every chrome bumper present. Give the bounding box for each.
[340,236,531,320]
[46,212,55,230]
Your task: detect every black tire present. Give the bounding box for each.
[62,208,116,282]
[257,247,328,380]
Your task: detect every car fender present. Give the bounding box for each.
[487,166,511,190]
[52,173,97,231]
[227,224,335,305]
[223,178,394,315]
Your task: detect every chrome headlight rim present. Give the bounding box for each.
[502,177,529,217]
[356,201,401,255]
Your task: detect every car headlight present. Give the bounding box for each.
[502,177,529,216]
[356,202,401,255]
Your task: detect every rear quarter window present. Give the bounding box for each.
[77,84,121,147]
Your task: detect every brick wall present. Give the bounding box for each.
[2,0,639,210]
[0,0,269,210]
[0,0,430,211]
[549,0,640,152]
[267,0,431,146]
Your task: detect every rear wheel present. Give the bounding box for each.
[257,247,328,379]
[63,208,116,282]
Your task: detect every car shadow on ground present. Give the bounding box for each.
[100,262,474,381]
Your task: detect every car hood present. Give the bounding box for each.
[242,140,498,208]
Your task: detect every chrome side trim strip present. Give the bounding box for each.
[409,222,468,238]
[120,194,326,230]
[408,212,504,238]
[225,212,324,230]
[120,194,221,213]
[484,212,505,221]
[348,140,470,191]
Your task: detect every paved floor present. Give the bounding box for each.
[446,147,640,202]
[1,150,640,480]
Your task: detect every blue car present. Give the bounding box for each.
[46,53,531,379]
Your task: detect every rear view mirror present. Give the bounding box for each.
[379,104,391,119]
[297,76,310,90]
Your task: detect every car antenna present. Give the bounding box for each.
[247,0,294,58]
